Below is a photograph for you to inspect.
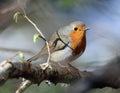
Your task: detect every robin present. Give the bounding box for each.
[27,21,88,68]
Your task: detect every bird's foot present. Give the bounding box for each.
[40,62,52,70]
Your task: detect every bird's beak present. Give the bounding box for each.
[84,27,89,31]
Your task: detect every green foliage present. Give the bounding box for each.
[33,34,40,43]
[13,12,20,23]
[18,51,25,61]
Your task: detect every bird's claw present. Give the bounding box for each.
[40,62,52,70]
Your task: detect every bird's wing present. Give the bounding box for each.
[27,31,71,62]
[48,31,72,52]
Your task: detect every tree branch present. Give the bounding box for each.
[0,60,86,85]
[0,57,120,93]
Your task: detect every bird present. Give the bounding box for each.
[27,21,88,68]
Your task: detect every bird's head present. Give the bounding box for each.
[68,21,88,55]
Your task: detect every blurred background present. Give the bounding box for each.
[0,0,120,93]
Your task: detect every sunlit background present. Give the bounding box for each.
[0,0,120,93]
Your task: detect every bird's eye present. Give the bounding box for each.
[74,27,78,31]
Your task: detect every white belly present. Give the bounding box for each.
[50,47,72,62]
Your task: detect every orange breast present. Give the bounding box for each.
[69,31,86,55]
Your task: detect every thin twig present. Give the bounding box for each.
[23,15,51,64]
[6,52,19,60]
[16,80,32,93]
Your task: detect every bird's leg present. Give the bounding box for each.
[40,62,52,70]
[40,55,52,70]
